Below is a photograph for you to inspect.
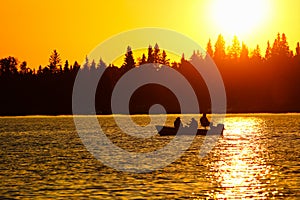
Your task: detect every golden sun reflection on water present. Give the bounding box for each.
[207,117,274,199]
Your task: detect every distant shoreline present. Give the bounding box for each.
[1,112,300,117]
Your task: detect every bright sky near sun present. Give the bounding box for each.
[1,0,300,68]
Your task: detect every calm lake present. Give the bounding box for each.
[1,114,299,199]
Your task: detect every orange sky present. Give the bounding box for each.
[1,0,300,68]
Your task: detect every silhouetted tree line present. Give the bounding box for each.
[1,33,300,115]
[208,33,300,112]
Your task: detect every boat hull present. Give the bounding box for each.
[156,125,224,136]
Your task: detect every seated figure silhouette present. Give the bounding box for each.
[188,118,198,129]
[200,113,210,129]
[174,117,183,129]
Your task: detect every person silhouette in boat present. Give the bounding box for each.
[200,113,210,129]
[188,118,198,129]
[174,117,183,129]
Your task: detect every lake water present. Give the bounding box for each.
[0,114,299,199]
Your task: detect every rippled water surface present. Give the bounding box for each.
[1,114,300,199]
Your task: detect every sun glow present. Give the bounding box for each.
[210,0,272,38]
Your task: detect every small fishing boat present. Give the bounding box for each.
[156,124,224,136]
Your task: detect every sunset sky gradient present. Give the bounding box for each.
[1,0,300,68]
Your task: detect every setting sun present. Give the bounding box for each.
[210,0,272,38]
